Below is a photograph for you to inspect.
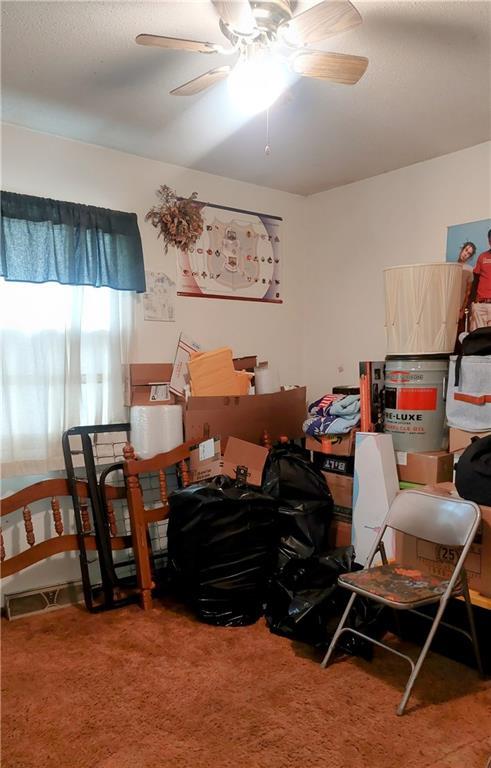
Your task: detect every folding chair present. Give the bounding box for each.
[321,489,483,715]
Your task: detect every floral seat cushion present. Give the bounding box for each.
[339,564,455,605]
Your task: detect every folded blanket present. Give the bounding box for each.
[329,394,360,417]
[304,393,361,436]
[307,393,344,417]
[303,412,360,436]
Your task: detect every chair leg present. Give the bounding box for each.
[397,593,451,716]
[127,477,154,610]
[321,592,357,668]
[460,571,484,677]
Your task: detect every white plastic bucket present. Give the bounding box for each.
[384,263,462,355]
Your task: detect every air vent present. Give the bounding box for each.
[4,581,84,620]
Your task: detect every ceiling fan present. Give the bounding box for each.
[135,0,368,102]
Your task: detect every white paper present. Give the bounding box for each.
[396,451,408,466]
[143,271,175,322]
[149,384,170,402]
[170,332,201,396]
[199,438,216,461]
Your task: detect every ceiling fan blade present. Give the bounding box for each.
[282,0,362,46]
[136,34,220,54]
[170,66,232,96]
[292,50,368,84]
[212,1,255,34]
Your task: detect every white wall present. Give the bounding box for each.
[302,141,491,398]
[1,123,308,387]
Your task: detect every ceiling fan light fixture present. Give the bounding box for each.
[253,8,271,19]
[227,52,286,115]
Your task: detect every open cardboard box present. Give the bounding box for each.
[305,428,358,457]
[189,436,269,487]
[124,356,261,408]
[184,387,307,449]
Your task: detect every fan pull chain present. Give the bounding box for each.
[265,107,271,156]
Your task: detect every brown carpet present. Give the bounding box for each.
[2,600,490,768]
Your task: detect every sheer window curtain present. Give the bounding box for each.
[0,279,134,478]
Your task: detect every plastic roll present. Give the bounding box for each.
[254,366,280,395]
[130,405,183,459]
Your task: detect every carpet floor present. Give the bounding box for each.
[1,600,490,768]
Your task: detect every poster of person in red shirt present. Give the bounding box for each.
[446,218,491,332]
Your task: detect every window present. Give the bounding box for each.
[0,279,133,477]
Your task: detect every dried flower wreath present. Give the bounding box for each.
[145,185,204,253]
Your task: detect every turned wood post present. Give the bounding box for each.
[107,499,117,537]
[123,442,136,461]
[23,506,35,547]
[51,496,63,536]
[126,474,153,610]
[180,460,190,488]
[159,470,168,506]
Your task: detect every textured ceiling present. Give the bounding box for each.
[1,0,490,195]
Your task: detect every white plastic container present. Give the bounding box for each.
[254,366,280,395]
[130,404,183,459]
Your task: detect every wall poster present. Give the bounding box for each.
[446,217,491,332]
[446,218,491,269]
[177,202,282,303]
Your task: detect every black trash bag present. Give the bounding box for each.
[262,445,333,555]
[455,435,491,506]
[265,544,387,657]
[167,476,279,627]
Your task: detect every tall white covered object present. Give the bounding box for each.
[352,433,400,565]
[384,263,462,355]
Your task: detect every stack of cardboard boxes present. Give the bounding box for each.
[306,429,357,549]
[394,428,491,599]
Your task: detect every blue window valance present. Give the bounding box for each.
[1,191,146,292]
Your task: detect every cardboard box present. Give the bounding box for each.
[188,436,269,487]
[222,437,269,487]
[184,387,307,449]
[189,437,222,483]
[395,482,491,597]
[123,363,174,407]
[449,427,491,453]
[329,521,352,549]
[305,428,358,457]
[322,471,353,509]
[352,433,399,565]
[233,356,258,372]
[395,450,454,485]
[314,454,354,476]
